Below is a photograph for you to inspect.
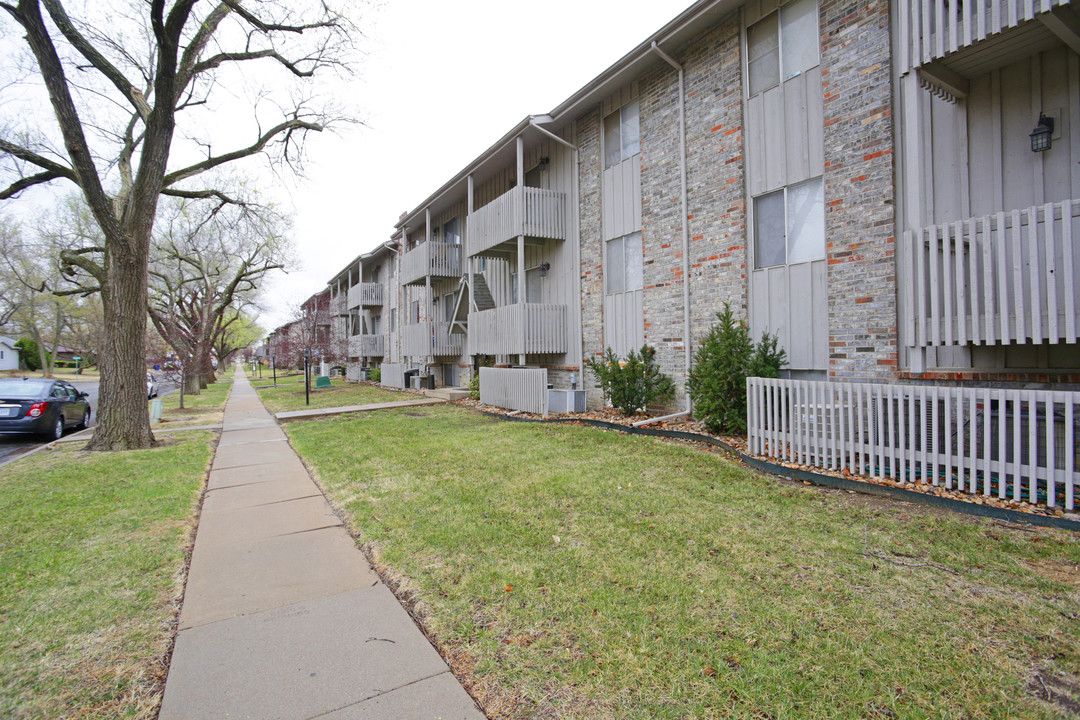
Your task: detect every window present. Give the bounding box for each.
[410,300,420,324]
[510,269,543,304]
[443,218,461,245]
[603,99,640,168]
[753,176,824,269]
[746,0,819,97]
[373,315,381,335]
[390,308,397,332]
[605,232,643,294]
[442,292,457,322]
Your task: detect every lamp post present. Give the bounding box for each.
[271,353,276,386]
[304,349,311,406]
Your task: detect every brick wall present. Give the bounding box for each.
[820,0,898,381]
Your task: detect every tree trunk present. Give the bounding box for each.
[86,236,155,451]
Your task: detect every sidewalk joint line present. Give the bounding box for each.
[275,523,343,537]
[303,670,453,720]
[251,494,323,507]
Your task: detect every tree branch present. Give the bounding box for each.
[162,117,322,186]
[192,48,317,78]
[0,169,66,199]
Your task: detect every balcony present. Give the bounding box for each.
[400,241,461,287]
[901,198,1080,348]
[402,321,463,358]
[897,0,1072,73]
[347,282,383,309]
[348,334,384,358]
[468,304,567,356]
[469,186,567,258]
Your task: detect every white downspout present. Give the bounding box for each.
[637,41,693,427]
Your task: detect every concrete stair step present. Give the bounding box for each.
[421,387,471,401]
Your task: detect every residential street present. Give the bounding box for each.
[0,376,100,465]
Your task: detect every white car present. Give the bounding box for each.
[147,372,160,399]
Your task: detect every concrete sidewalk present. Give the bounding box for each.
[159,369,484,720]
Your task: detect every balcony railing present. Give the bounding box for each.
[347,282,383,308]
[402,321,462,358]
[468,303,567,356]
[897,0,1071,73]
[469,186,567,257]
[400,241,461,286]
[901,199,1079,348]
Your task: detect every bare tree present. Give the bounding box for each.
[148,199,290,393]
[0,1,354,450]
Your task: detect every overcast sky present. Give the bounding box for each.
[258,0,685,331]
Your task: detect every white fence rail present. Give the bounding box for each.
[469,186,567,257]
[747,378,1079,510]
[359,335,384,357]
[381,363,408,390]
[902,199,1080,347]
[897,0,1071,73]
[469,304,567,356]
[480,367,548,415]
[402,321,463,358]
[400,241,462,286]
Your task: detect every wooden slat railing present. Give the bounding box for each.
[748,378,1079,510]
[347,283,384,308]
[381,363,407,389]
[400,241,462,286]
[479,367,548,415]
[902,199,1079,347]
[402,321,462,358]
[897,0,1071,73]
[358,335,384,357]
[468,304,567,355]
[468,186,567,257]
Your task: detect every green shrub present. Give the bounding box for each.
[368,368,381,384]
[687,304,786,434]
[585,345,675,416]
[468,373,480,400]
[14,338,49,372]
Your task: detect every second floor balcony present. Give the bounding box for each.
[469,186,567,258]
[347,282,384,309]
[348,334,385,358]
[401,241,462,287]
[901,198,1080,348]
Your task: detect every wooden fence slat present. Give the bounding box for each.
[1029,207,1043,343]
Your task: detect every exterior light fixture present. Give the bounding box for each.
[1030,113,1054,153]
[538,262,550,277]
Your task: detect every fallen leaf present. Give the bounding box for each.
[505,584,513,592]
[701,666,717,677]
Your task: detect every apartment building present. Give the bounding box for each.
[327,0,1079,506]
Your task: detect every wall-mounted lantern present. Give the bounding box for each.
[1030,113,1054,153]
[538,261,551,277]
[537,156,550,172]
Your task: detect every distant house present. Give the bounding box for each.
[0,336,19,371]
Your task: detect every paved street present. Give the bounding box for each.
[0,376,100,464]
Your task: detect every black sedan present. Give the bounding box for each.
[0,378,92,441]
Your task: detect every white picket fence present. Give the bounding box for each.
[747,378,1079,510]
[480,367,548,415]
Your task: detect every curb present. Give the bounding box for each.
[479,411,1080,532]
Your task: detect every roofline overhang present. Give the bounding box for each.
[391,0,738,235]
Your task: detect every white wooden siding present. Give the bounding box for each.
[359,335,384,357]
[897,0,1073,74]
[400,241,462,287]
[746,68,824,197]
[480,367,548,415]
[603,290,645,358]
[750,260,829,369]
[902,198,1080,347]
[469,304,568,356]
[748,378,1079,511]
[601,156,643,240]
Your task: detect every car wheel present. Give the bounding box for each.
[77,408,90,430]
[46,415,63,441]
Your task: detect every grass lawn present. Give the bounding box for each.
[156,376,233,428]
[256,375,407,414]
[0,433,214,719]
[285,404,1080,720]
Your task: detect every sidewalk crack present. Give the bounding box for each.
[303,671,454,720]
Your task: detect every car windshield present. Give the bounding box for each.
[0,378,50,400]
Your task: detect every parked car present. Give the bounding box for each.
[147,372,159,399]
[0,378,91,440]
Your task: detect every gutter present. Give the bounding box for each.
[650,41,693,419]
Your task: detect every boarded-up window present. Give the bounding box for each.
[754,177,824,268]
[747,0,819,97]
[603,100,640,169]
[606,232,643,294]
